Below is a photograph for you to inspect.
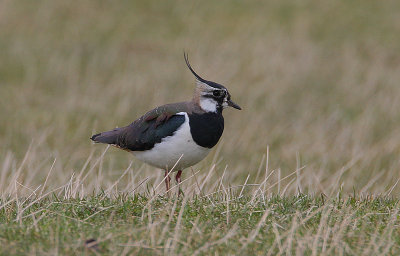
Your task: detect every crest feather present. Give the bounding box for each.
[184,52,225,90]
[184,52,207,83]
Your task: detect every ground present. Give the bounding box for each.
[2,194,400,255]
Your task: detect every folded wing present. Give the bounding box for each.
[90,103,188,151]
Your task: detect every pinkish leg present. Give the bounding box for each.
[164,169,171,192]
[175,170,183,196]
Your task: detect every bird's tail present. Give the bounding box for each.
[90,128,122,145]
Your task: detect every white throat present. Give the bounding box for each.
[199,98,217,112]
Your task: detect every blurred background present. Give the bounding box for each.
[1,0,400,195]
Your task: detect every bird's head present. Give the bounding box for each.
[184,53,241,113]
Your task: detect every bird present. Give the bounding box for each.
[90,53,241,194]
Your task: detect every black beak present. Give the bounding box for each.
[227,99,241,110]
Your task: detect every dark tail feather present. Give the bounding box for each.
[90,128,122,144]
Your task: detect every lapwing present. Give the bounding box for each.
[90,53,241,194]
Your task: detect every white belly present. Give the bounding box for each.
[133,112,210,171]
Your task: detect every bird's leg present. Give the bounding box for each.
[175,170,183,197]
[164,169,171,192]
[175,170,182,184]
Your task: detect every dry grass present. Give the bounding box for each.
[1,0,400,254]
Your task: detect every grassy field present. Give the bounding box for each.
[2,194,400,255]
[1,0,400,254]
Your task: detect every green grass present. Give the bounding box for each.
[1,193,399,255]
[2,0,400,254]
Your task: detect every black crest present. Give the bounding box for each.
[184,52,225,90]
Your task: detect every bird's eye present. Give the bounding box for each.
[213,90,224,97]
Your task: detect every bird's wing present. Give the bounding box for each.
[91,102,190,151]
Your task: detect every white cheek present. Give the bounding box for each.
[199,98,217,112]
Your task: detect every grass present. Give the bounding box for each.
[2,192,400,255]
[1,0,400,254]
